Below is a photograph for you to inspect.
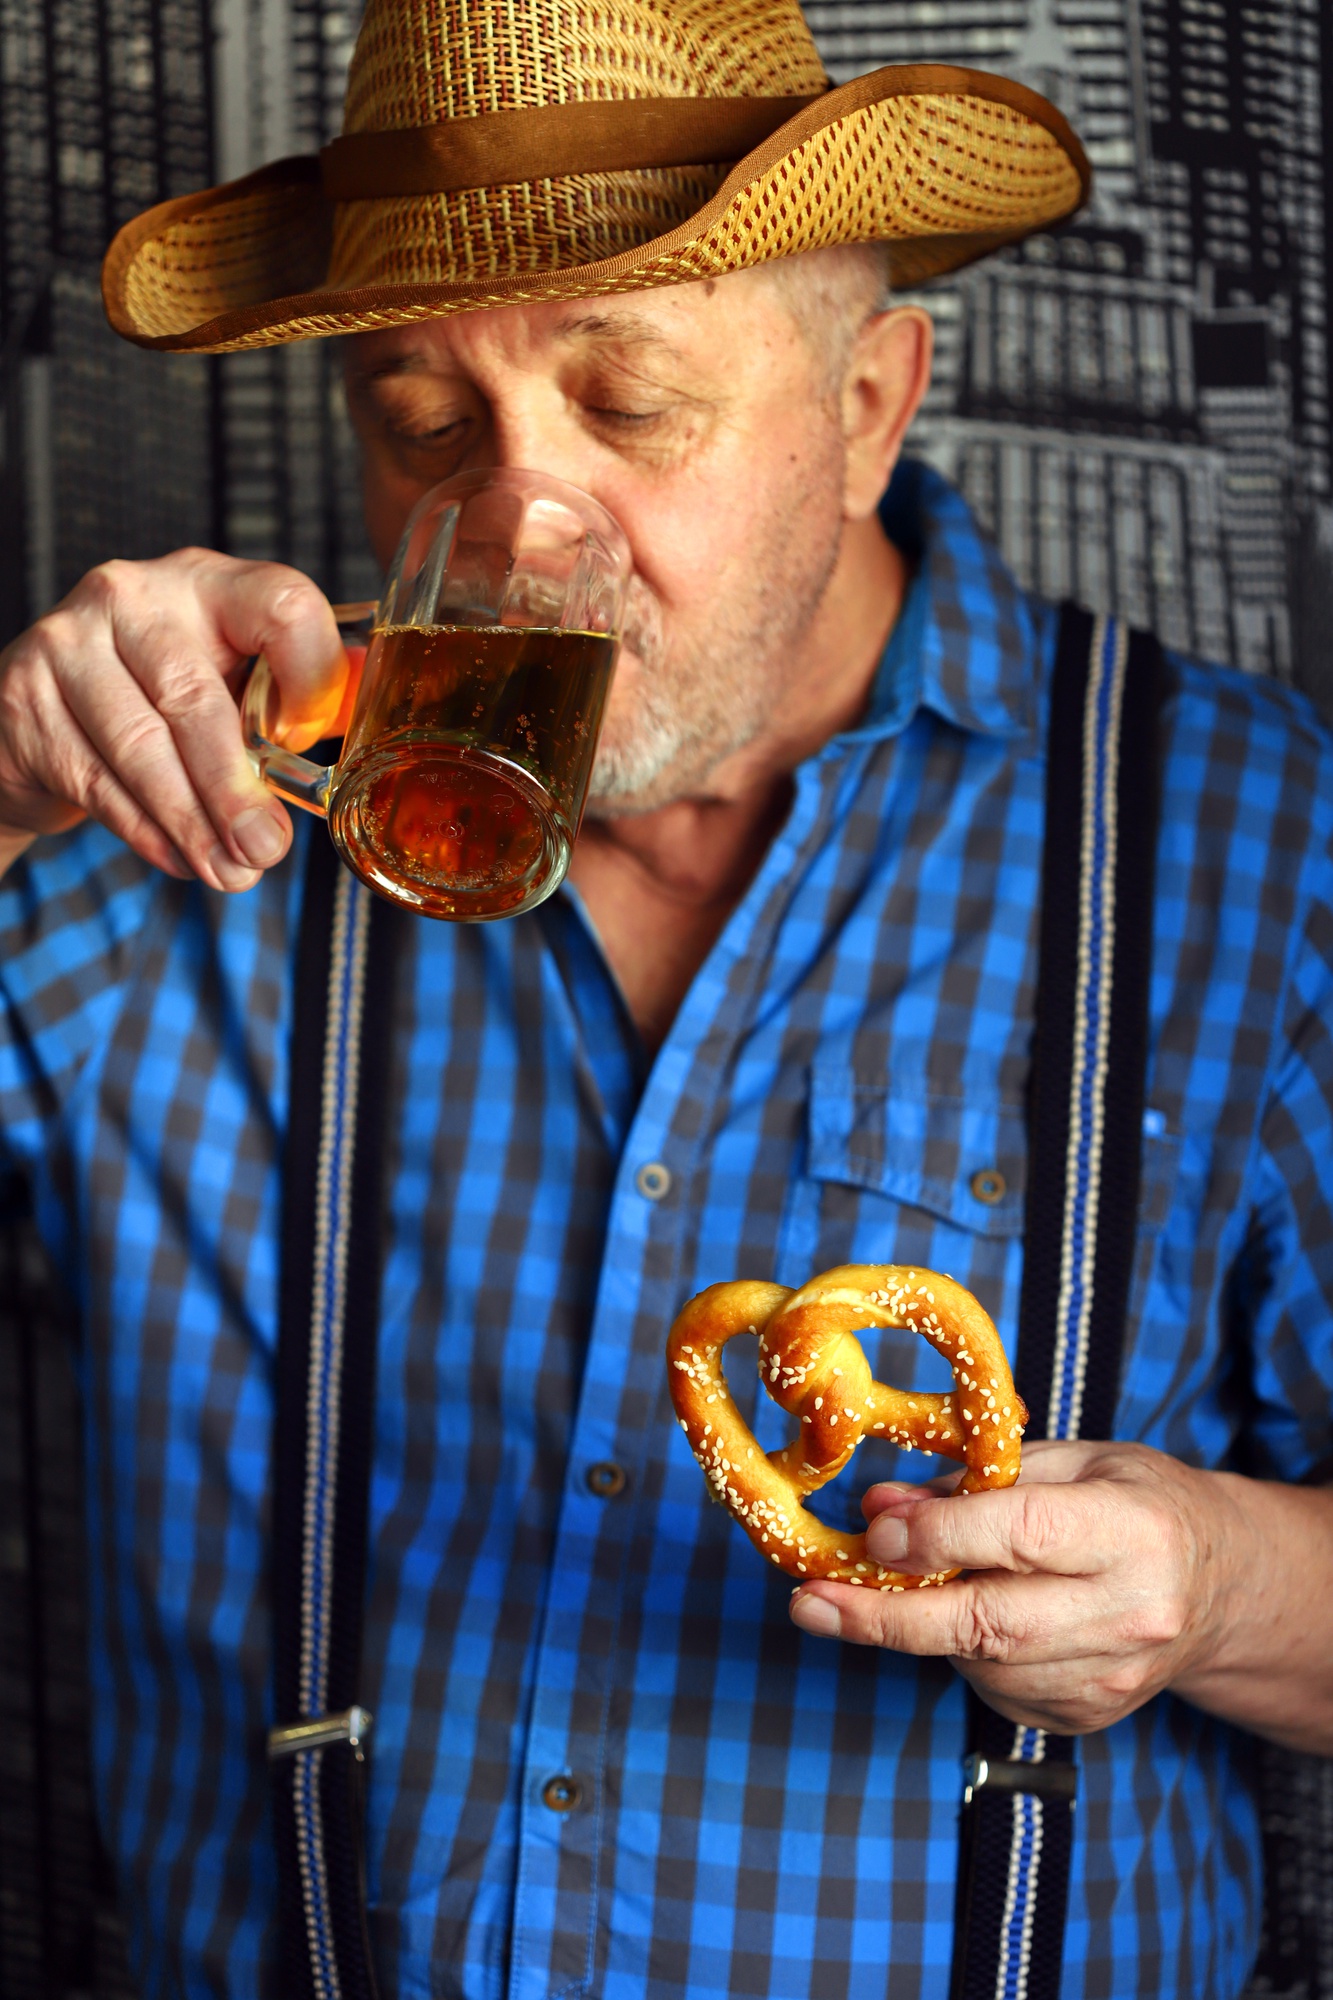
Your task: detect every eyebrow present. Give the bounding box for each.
[354,308,685,385]
[358,308,676,376]
[356,351,430,381]
[552,310,681,353]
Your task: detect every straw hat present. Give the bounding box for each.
[102,0,1090,356]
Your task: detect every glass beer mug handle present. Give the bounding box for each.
[239,600,377,818]
[241,652,335,816]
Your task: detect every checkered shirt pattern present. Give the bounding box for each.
[1,460,1331,2000]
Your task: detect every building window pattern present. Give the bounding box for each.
[0,0,377,653]
[806,0,1333,704]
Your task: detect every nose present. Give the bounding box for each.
[484,383,599,497]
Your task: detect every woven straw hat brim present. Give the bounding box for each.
[103,65,1089,356]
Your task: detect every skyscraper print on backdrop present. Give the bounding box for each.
[809,0,1332,701]
[0,0,380,647]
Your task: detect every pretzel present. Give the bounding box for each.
[667,1264,1026,1590]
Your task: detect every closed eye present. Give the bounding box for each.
[396,417,472,447]
[587,405,664,423]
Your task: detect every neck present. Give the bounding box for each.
[567,515,908,1049]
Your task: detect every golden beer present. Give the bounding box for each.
[330,623,617,919]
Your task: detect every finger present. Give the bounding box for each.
[861,1479,1131,1579]
[862,1472,961,1519]
[13,673,202,882]
[864,1443,1101,1507]
[790,1570,1109,1663]
[951,1641,1183,1735]
[860,1481,924,1518]
[946,1658,1164,1737]
[991,1439,1105,1482]
[953,1647,1165,1714]
[44,610,272,890]
[90,570,300,871]
[1,558,295,883]
[80,755,205,883]
[196,561,350,746]
[856,1444,1098,1532]
[861,1442,1145,1525]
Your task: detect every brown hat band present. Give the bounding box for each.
[319,94,826,199]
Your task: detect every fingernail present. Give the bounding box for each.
[232,807,287,868]
[867,1515,910,1561]
[790,1592,841,1639]
[206,843,262,893]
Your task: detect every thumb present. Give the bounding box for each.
[203,562,352,749]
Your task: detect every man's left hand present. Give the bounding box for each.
[787,1439,1333,1748]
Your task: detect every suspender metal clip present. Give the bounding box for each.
[267,1705,374,1763]
[962,1752,1077,1806]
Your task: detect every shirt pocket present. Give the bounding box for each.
[770,1062,1182,1441]
[808,1064,1027,1240]
[753,1066,1028,1510]
[770,1064,1026,1401]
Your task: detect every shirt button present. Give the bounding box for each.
[585,1460,628,1498]
[542,1774,583,1813]
[635,1161,672,1200]
[970,1167,1007,1205]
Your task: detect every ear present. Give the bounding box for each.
[840,306,934,521]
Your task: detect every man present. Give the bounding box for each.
[1,1,1331,1995]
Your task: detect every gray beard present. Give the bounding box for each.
[587,506,844,818]
[585,580,761,813]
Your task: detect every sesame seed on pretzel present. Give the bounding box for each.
[666,1264,1026,1591]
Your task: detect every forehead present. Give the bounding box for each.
[348,271,780,383]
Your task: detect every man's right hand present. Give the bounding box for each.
[0,549,349,891]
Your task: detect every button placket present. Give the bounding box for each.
[509,779,830,1995]
[510,1134,679,1999]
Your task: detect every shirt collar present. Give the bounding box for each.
[836,457,1039,747]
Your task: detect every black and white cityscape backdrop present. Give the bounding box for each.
[1,5,1332,1998]
[815,0,1332,694]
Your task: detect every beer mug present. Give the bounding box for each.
[242,466,631,920]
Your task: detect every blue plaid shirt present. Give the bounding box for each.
[2,461,1331,2000]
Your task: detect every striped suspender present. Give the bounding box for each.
[269,829,404,2000]
[950,605,1164,2000]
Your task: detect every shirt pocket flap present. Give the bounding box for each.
[807,1063,1026,1239]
